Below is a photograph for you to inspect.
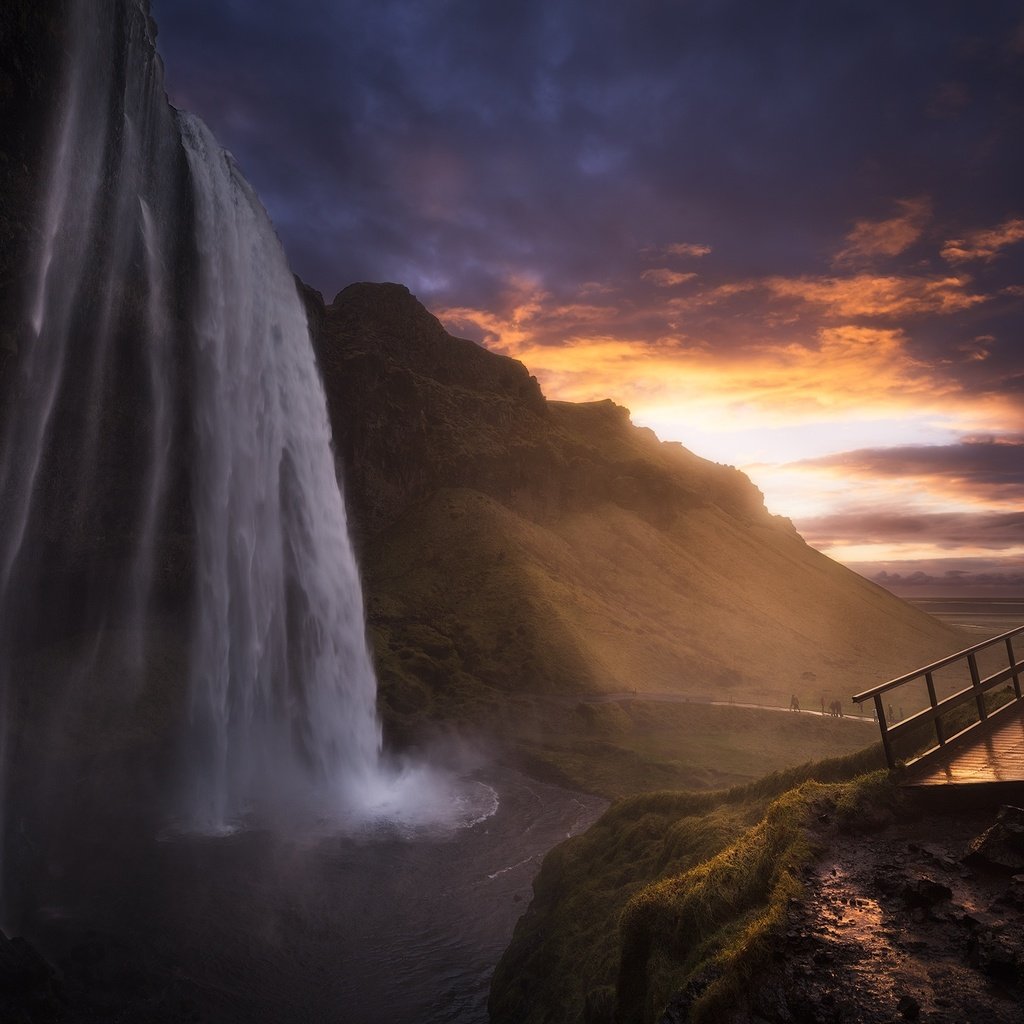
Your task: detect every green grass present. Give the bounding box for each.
[617,769,894,1023]
[488,745,889,1024]
[511,699,878,800]
[364,485,964,751]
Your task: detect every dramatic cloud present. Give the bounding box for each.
[664,242,712,258]
[942,218,1024,263]
[867,566,1024,594]
[442,295,956,428]
[794,436,1024,505]
[640,271,989,325]
[834,197,931,265]
[150,0,1024,585]
[799,510,1024,550]
[151,0,1024,307]
[757,273,987,319]
[640,269,698,287]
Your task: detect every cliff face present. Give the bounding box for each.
[310,280,770,546]
[307,282,962,743]
[0,1,69,386]
[0,1,196,656]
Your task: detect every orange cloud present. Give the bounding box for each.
[758,273,985,318]
[941,217,1024,263]
[640,268,698,287]
[664,241,711,258]
[441,281,957,425]
[787,436,1024,514]
[440,275,1021,563]
[833,197,931,265]
[958,336,993,362]
[667,272,986,320]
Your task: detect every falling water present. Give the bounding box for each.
[178,112,381,828]
[0,0,422,884]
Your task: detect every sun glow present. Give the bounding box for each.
[440,270,1022,587]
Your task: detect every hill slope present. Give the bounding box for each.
[308,281,963,772]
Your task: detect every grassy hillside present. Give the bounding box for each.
[489,747,892,1024]
[310,280,966,791]
[363,486,921,795]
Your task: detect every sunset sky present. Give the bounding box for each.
[151,0,1024,594]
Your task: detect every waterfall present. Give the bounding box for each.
[0,0,385,875]
[178,112,381,827]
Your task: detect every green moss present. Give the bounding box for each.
[489,746,887,1024]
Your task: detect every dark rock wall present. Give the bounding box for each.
[308,280,782,549]
[1,0,197,651]
[0,0,69,394]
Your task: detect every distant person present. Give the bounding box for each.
[820,696,826,715]
[790,694,800,712]
[888,703,895,724]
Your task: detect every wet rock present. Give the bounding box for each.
[917,844,960,871]
[947,909,980,930]
[963,805,1024,871]
[990,886,1024,910]
[751,979,792,1023]
[871,868,905,895]
[901,876,953,909]
[968,931,1021,981]
[896,993,920,1019]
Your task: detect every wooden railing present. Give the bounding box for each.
[852,625,1024,769]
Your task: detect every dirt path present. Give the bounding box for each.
[767,803,1024,1023]
[584,691,878,725]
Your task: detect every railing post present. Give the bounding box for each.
[1007,636,1022,700]
[969,653,986,721]
[925,671,945,747]
[874,695,894,768]
[854,626,1024,773]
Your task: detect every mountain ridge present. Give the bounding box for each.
[304,280,964,763]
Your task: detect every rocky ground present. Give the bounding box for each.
[762,800,1024,1024]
